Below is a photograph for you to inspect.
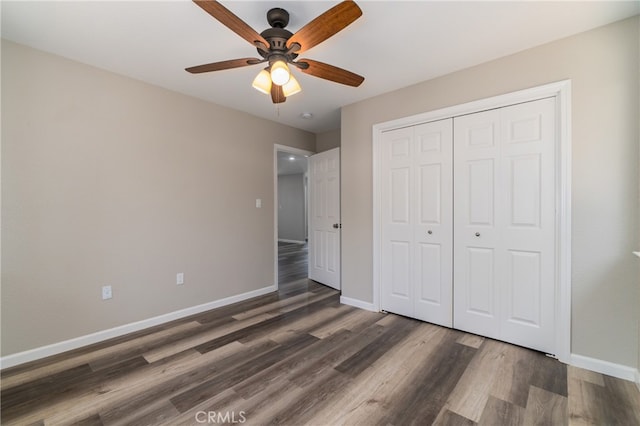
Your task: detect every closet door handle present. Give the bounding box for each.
[475,232,481,237]
[427,230,433,235]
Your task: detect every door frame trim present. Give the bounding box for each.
[273,144,314,289]
[372,80,572,363]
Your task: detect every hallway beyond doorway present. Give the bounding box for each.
[278,242,308,285]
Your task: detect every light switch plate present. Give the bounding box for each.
[102,285,112,300]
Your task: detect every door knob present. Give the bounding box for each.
[333,223,340,229]
[475,232,481,237]
[427,230,433,235]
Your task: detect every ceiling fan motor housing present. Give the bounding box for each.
[258,8,298,65]
[266,8,289,28]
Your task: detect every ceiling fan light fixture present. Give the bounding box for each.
[270,60,290,86]
[252,69,272,94]
[282,74,302,97]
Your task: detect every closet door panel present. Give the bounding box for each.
[453,109,501,337]
[380,120,453,327]
[500,98,556,353]
[454,98,556,354]
[413,120,453,326]
[380,127,414,317]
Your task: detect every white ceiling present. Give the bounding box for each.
[2,1,638,134]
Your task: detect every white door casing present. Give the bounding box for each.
[453,97,557,354]
[308,148,341,290]
[380,119,453,326]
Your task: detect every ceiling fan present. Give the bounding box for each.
[186,0,365,104]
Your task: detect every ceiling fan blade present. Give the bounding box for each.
[286,0,362,54]
[296,59,364,87]
[271,84,286,104]
[193,0,269,50]
[186,58,261,74]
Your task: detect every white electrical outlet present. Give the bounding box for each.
[176,272,184,285]
[102,285,112,300]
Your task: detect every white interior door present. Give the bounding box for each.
[454,97,556,354]
[380,119,453,326]
[308,148,341,290]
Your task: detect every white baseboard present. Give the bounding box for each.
[340,296,378,312]
[570,353,638,383]
[278,239,306,244]
[0,285,277,370]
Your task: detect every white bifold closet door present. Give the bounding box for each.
[380,119,453,327]
[379,97,557,355]
[453,97,556,354]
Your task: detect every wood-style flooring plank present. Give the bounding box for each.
[96,340,271,426]
[193,293,338,354]
[232,329,354,400]
[522,385,568,426]
[457,333,485,349]
[268,369,352,424]
[231,376,307,426]
[529,352,568,397]
[434,409,477,426]
[287,322,388,389]
[106,400,179,426]
[266,303,353,343]
[568,372,599,426]
[488,342,536,408]
[230,290,319,321]
[0,321,201,391]
[602,374,640,423]
[314,323,449,425]
[334,315,422,377]
[376,335,478,425]
[309,308,383,339]
[141,312,273,363]
[75,414,104,426]
[170,332,319,413]
[477,395,525,426]
[441,339,506,422]
[3,349,193,425]
[569,374,640,426]
[568,364,605,386]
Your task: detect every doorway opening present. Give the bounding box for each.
[274,145,313,288]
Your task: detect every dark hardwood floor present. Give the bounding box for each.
[1,243,639,425]
[278,241,308,285]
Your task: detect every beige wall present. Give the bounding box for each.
[315,128,341,153]
[1,40,315,356]
[342,16,640,368]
